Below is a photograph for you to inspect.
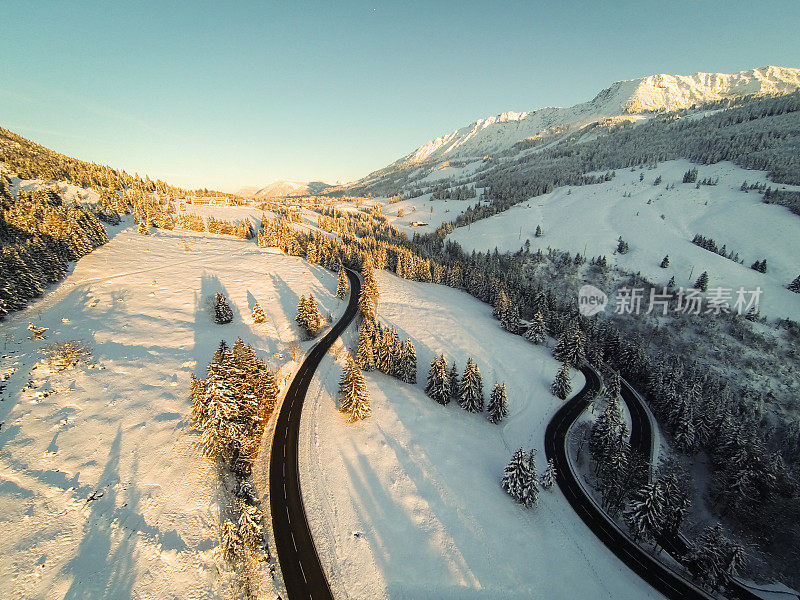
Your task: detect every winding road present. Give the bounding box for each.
[269,268,361,600]
[545,364,761,600]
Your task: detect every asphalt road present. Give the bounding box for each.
[545,365,762,600]
[269,268,361,600]
[544,364,716,600]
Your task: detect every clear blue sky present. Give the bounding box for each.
[1,1,798,192]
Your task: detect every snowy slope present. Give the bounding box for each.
[447,160,800,321]
[0,223,343,599]
[377,66,800,169]
[298,271,664,600]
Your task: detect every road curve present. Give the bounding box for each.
[269,268,361,600]
[544,364,715,600]
[546,366,762,600]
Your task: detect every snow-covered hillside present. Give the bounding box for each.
[447,160,800,321]
[298,271,664,600]
[374,66,800,170]
[0,223,343,599]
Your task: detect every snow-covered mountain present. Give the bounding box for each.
[393,66,800,167]
[237,179,331,198]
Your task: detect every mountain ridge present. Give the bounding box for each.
[387,66,800,169]
[237,179,331,198]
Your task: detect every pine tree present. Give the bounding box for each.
[660,254,670,268]
[501,302,521,334]
[487,382,508,423]
[667,275,676,288]
[501,448,537,507]
[524,312,547,344]
[448,361,459,401]
[252,301,266,324]
[401,338,417,384]
[525,449,539,507]
[338,353,371,422]
[535,225,543,237]
[551,362,572,400]
[694,271,709,292]
[604,369,621,400]
[425,355,450,405]
[336,264,349,299]
[590,395,625,467]
[358,284,376,321]
[492,289,509,320]
[459,358,484,413]
[683,524,746,591]
[624,481,665,543]
[214,292,233,324]
[296,294,324,336]
[356,320,376,371]
[553,328,584,366]
[540,458,557,490]
[788,275,800,293]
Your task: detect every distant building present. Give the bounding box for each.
[187,196,227,206]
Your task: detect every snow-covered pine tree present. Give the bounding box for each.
[425,354,450,405]
[553,328,584,366]
[251,301,266,324]
[389,329,404,379]
[296,295,308,330]
[238,503,264,552]
[358,284,376,321]
[361,254,379,306]
[356,320,376,371]
[502,448,533,505]
[540,458,557,490]
[448,361,459,401]
[605,369,621,400]
[667,275,676,288]
[788,275,800,293]
[525,449,539,507]
[660,254,670,268]
[694,271,709,292]
[220,518,242,564]
[338,353,371,421]
[401,338,417,384]
[376,327,394,374]
[683,524,746,591]
[524,312,547,344]
[589,395,624,467]
[501,301,521,334]
[459,358,484,413]
[623,481,665,543]
[535,225,543,237]
[336,264,349,299]
[493,289,509,320]
[214,292,233,324]
[551,362,572,400]
[487,382,508,423]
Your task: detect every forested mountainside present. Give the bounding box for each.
[0,127,248,318]
[345,92,800,207]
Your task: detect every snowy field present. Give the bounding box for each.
[448,160,800,320]
[299,271,664,600]
[0,222,343,599]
